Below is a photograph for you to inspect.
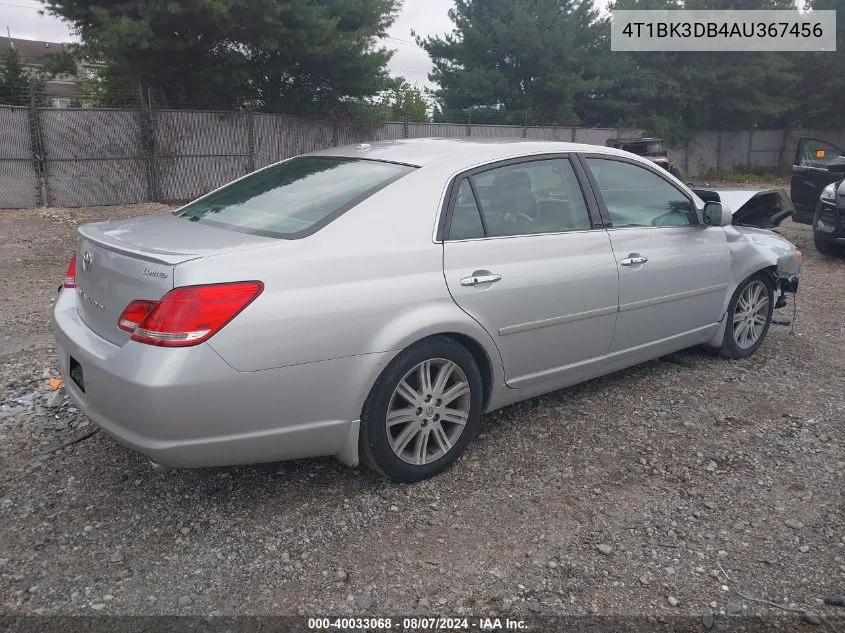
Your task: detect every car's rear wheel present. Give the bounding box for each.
[718,272,774,359]
[359,336,483,483]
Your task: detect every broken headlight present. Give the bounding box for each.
[821,182,837,202]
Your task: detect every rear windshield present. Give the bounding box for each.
[175,156,415,238]
[623,141,665,155]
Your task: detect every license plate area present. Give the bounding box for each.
[69,356,85,393]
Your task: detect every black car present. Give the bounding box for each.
[605,137,683,178]
[789,136,845,255]
[790,136,844,221]
[811,159,845,255]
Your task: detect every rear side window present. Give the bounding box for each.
[449,179,486,239]
[175,156,415,238]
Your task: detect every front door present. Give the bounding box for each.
[581,155,731,355]
[442,156,619,389]
[790,136,844,221]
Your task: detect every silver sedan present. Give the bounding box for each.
[52,139,802,482]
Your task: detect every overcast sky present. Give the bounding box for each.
[0,0,456,88]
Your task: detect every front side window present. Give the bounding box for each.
[798,138,843,169]
[585,158,695,228]
[447,158,591,239]
[176,156,414,238]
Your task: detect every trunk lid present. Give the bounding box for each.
[691,187,794,228]
[74,212,277,345]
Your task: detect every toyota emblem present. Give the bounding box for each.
[81,251,93,272]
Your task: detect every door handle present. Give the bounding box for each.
[460,273,502,286]
[620,256,648,266]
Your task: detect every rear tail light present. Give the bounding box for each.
[64,251,77,289]
[117,300,156,333]
[117,281,264,347]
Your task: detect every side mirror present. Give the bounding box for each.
[703,201,732,227]
[827,158,845,174]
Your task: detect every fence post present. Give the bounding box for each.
[247,111,256,174]
[746,129,754,169]
[777,127,789,173]
[571,128,576,142]
[715,130,723,176]
[27,82,48,207]
[403,117,409,139]
[139,85,158,202]
[523,110,528,138]
[467,110,472,136]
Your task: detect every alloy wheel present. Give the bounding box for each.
[386,358,472,465]
[732,280,770,349]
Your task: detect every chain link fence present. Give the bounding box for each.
[4,99,843,209]
[0,106,40,208]
[39,108,150,207]
[0,105,644,209]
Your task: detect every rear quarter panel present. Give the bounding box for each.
[172,165,505,384]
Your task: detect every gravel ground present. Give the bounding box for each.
[0,200,843,626]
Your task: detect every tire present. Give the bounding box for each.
[813,208,839,255]
[359,336,483,483]
[814,232,836,256]
[718,272,774,359]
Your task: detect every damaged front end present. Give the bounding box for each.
[774,270,800,307]
[705,225,801,350]
[693,187,794,229]
[727,225,801,309]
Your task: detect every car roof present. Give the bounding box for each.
[309,137,638,169]
[609,137,662,143]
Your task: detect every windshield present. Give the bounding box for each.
[175,156,415,239]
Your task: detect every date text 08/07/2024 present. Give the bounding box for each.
[307,617,528,630]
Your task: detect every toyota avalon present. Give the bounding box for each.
[53,139,802,482]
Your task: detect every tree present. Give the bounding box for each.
[0,46,45,106]
[41,0,400,113]
[604,0,802,135]
[681,0,801,130]
[75,60,139,108]
[794,0,845,127]
[383,77,429,122]
[417,0,617,125]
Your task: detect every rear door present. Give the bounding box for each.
[580,155,730,355]
[442,155,619,389]
[791,137,844,219]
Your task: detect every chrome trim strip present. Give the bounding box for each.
[619,284,728,313]
[443,228,608,243]
[498,305,618,336]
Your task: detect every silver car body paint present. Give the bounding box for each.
[52,139,801,471]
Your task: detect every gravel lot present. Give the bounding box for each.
[0,200,843,626]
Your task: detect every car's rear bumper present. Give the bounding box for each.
[52,289,386,468]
